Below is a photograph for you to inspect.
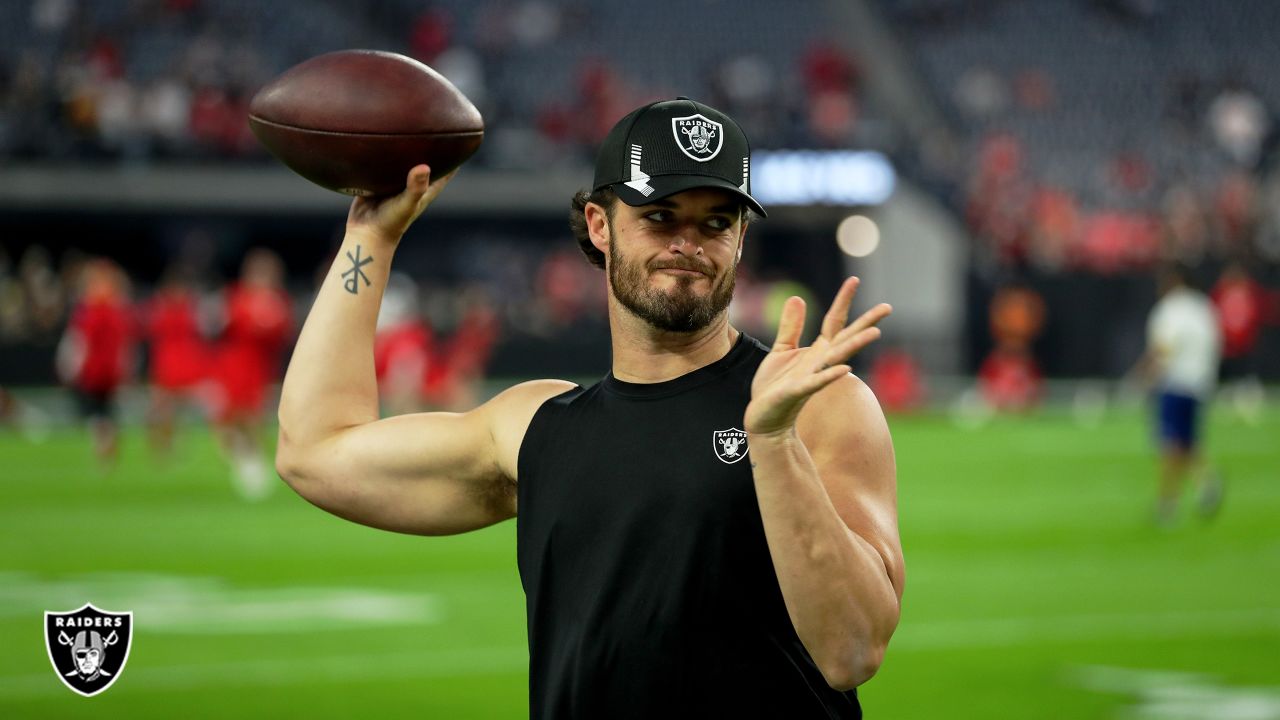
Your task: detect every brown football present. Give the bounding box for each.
[248,50,483,197]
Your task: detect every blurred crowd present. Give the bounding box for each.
[1,0,265,162]
[0,0,870,167]
[4,0,1278,277]
[872,0,1280,410]
[891,0,1280,274]
[959,95,1274,276]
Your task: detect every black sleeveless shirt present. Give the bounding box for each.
[517,333,861,718]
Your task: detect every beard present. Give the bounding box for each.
[608,235,736,333]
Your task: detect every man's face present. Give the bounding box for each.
[603,188,745,333]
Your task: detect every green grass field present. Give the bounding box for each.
[1,403,1277,718]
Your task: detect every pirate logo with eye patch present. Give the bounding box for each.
[713,428,749,464]
[45,603,133,697]
[672,114,724,162]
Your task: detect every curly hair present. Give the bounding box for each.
[568,187,617,270]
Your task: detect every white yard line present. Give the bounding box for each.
[0,572,442,633]
[1066,665,1280,720]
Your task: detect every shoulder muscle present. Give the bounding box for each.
[485,379,579,482]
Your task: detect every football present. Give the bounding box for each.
[248,50,484,197]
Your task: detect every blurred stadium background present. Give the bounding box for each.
[1,0,1278,717]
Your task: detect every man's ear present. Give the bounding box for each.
[736,220,749,264]
[585,202,611,255]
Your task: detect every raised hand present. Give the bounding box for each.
[744,277,891,437]
[346,164,458,245]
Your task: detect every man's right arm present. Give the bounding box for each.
[275,164,574,535]
[276,380,573,535]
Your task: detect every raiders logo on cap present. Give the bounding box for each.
[671,113,724,162]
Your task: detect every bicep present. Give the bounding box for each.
[799,374,904,597]
[286,408,511,536]
[279,379,576,537]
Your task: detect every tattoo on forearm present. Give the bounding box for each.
[342,245,374,295]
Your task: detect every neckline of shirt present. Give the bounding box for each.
[601,332,757,399]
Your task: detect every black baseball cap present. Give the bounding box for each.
[592,97,767,218]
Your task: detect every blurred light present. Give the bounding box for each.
[836,215,880,257]
[753,150,896,206]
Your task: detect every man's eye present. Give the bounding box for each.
[706,217,731,231]
[644,211,671,222]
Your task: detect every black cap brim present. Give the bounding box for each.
[610,175,767,219]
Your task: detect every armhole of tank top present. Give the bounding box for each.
[516,386,581,494]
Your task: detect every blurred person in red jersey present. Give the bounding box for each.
[57,259,135,468]
[868,347,925,413]
[374,273,434,416]
[210,249,293,500]
[422,286,500,411]
[977,346,1042,411]
[1210,261,1270,423]
[978,283,1045,411]
[143,264,209,458]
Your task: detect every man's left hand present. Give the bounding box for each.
[744,277,891,437]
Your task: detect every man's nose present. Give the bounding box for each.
[667,228,704,255]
